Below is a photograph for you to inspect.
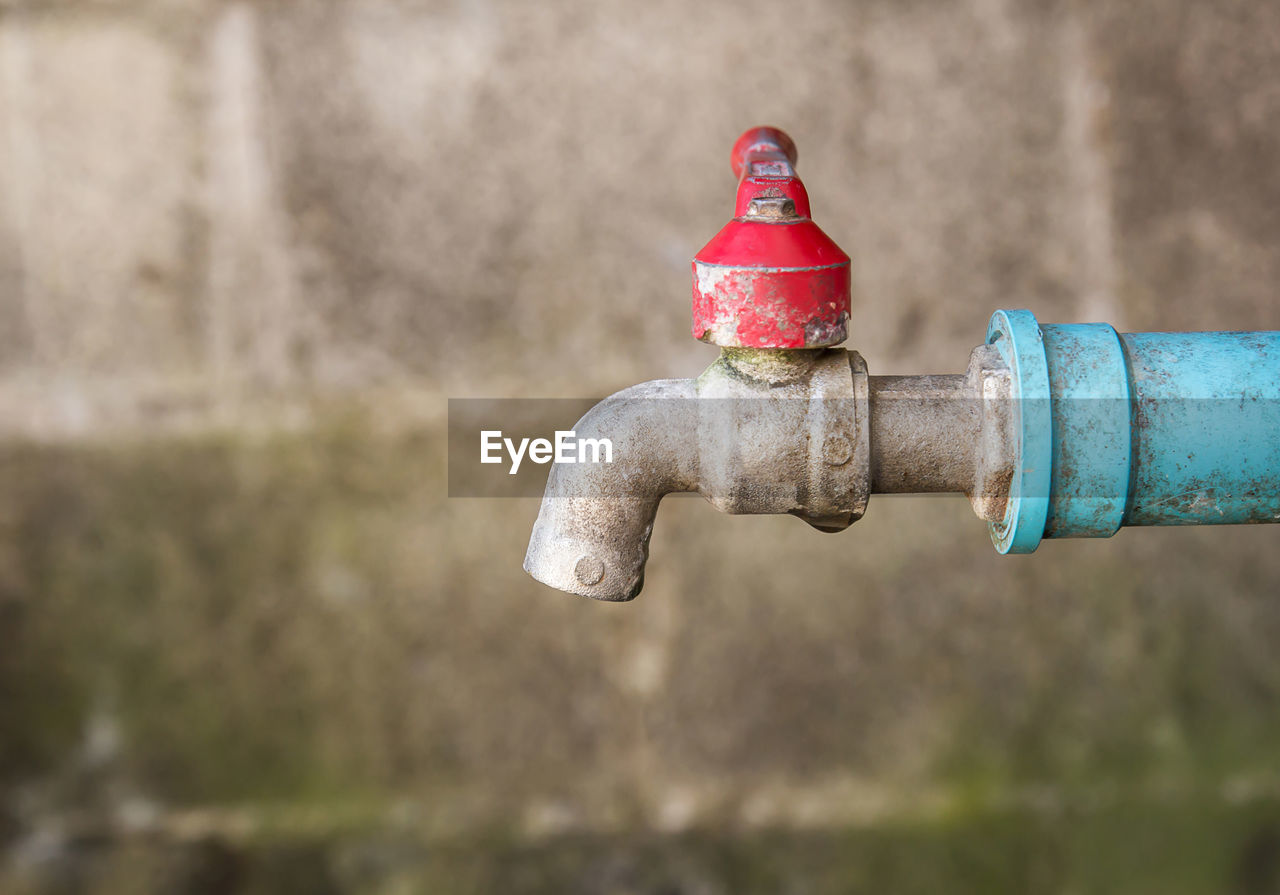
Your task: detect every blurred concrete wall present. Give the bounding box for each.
[3,0,1280,891]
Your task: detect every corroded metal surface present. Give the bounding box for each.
[866,344,1015,523]
[698,348,870,531]
[868,374,977,493]
[522,377,698,601]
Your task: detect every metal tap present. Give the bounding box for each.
[525,127,1280,601]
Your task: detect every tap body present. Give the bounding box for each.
[525,348,875,600]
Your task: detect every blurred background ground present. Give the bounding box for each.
[2,0,1280,892]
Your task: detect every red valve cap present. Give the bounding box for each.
[692,127,850,349]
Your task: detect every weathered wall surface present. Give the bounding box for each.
[2,0,1280,892]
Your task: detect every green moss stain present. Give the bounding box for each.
[0,415,440,803]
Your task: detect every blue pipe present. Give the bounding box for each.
[987,309,1280,554]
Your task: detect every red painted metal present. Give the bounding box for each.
[693,127,851,349]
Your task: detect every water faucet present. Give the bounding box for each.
[525,127,1280,601]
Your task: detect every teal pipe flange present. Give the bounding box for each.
[986,309,1051,554]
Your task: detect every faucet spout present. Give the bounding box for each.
[523,379,699,601]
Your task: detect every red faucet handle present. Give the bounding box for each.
[730,126,799,180]
[692,126,851,349]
